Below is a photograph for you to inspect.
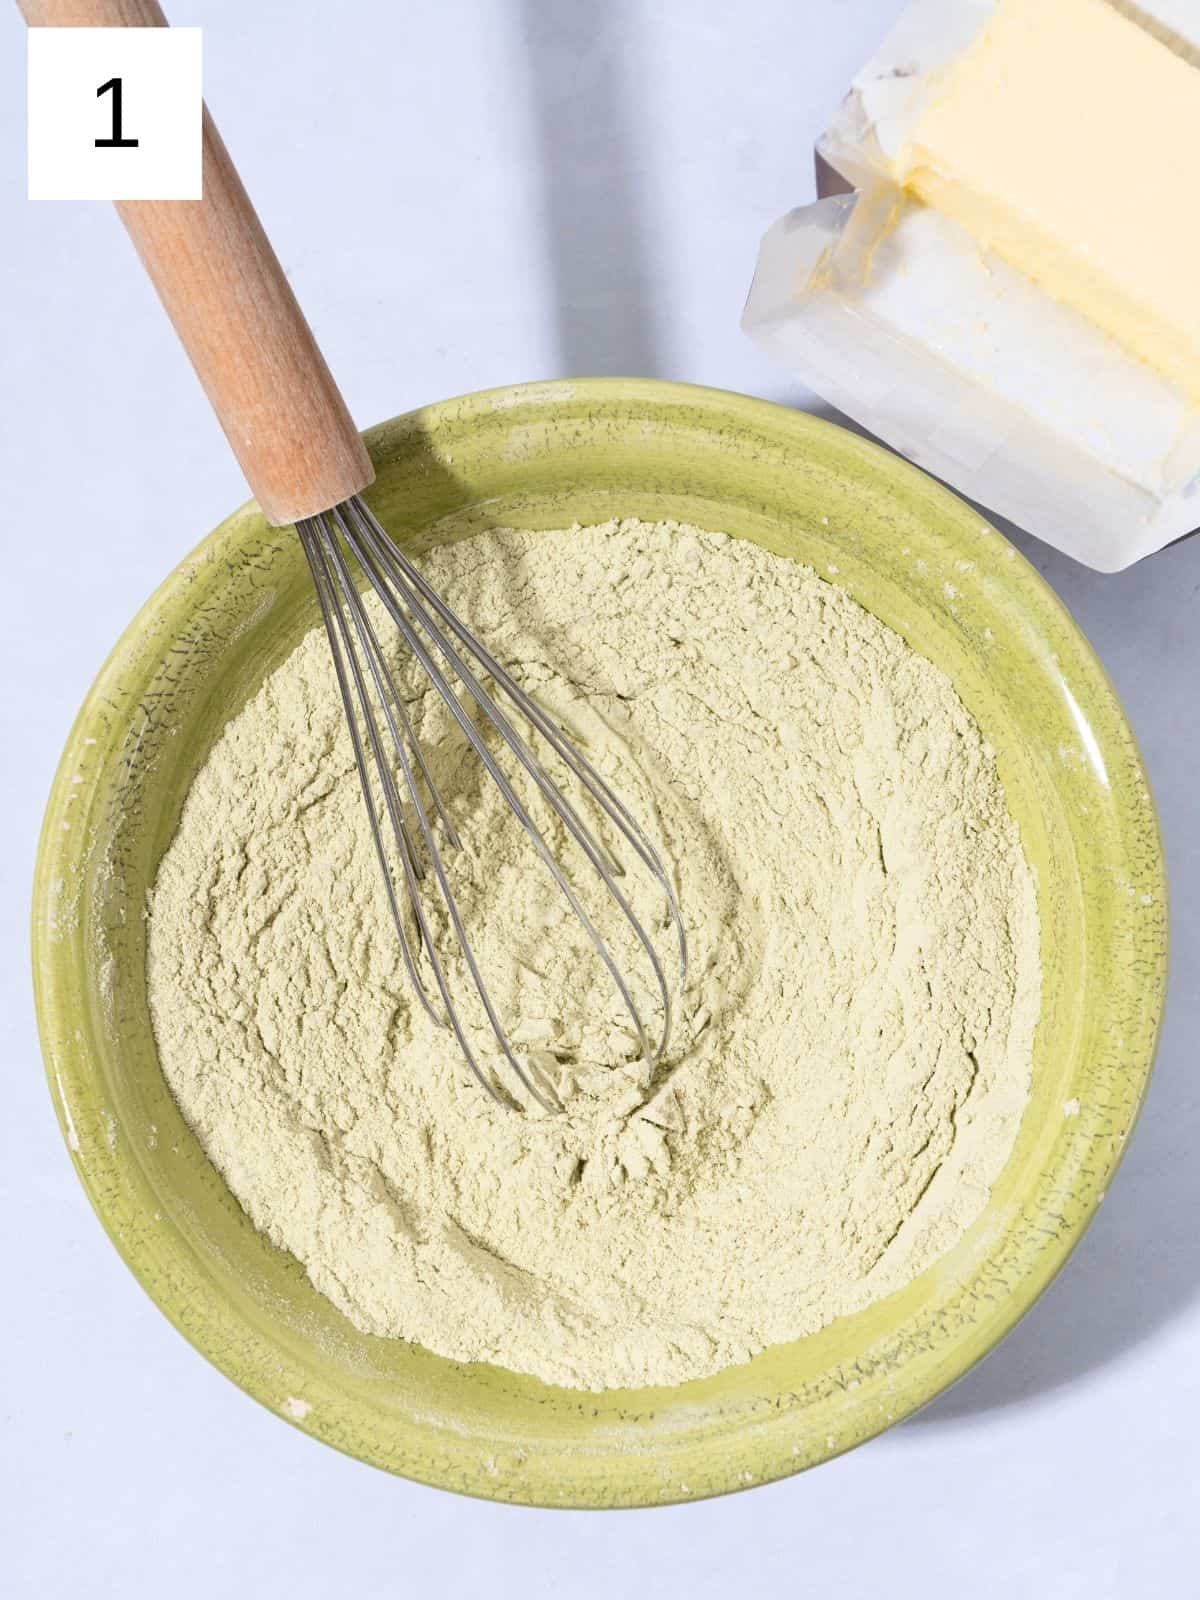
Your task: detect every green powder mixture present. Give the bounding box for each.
[146,518,1040,1390]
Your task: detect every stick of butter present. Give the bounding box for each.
[895,0,1200,400]
[743,0,1200,570]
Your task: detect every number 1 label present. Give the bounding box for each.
[95,76,139,149]
[27,28,201,200]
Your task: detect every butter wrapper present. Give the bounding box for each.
[742,0,1200,571]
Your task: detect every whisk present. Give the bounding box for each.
[26,0,685,1109]
[298,496,686,1110]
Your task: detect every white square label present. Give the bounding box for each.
[28,28,202,201]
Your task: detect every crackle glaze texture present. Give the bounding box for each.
[34,381,1166,1505]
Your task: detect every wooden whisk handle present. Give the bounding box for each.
[18,0,374,525]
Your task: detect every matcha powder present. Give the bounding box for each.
[146,518,1039,1390]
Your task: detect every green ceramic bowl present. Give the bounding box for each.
[33,379,1166,1506]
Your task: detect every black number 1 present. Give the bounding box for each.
[95,77,139,149]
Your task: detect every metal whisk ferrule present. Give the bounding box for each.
[296,495,686,1112]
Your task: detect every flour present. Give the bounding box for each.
[146,518,1039,1391]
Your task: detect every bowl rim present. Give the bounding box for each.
[32,376,1168,1506]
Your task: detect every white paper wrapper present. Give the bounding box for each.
[742,0,1200,570]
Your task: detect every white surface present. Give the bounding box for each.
[1,2,1197,1595]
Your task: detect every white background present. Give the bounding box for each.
[2,2,1197,1595]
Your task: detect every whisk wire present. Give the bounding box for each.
[299,494,686,1109]
[327,506,461,853]
[344,508,669,1069]
[298,521,437,1025]
[302,519,550,1109]
[347,498,688,979]
[316,516,553,1111]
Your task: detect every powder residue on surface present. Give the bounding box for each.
[146,518,1039,1391]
